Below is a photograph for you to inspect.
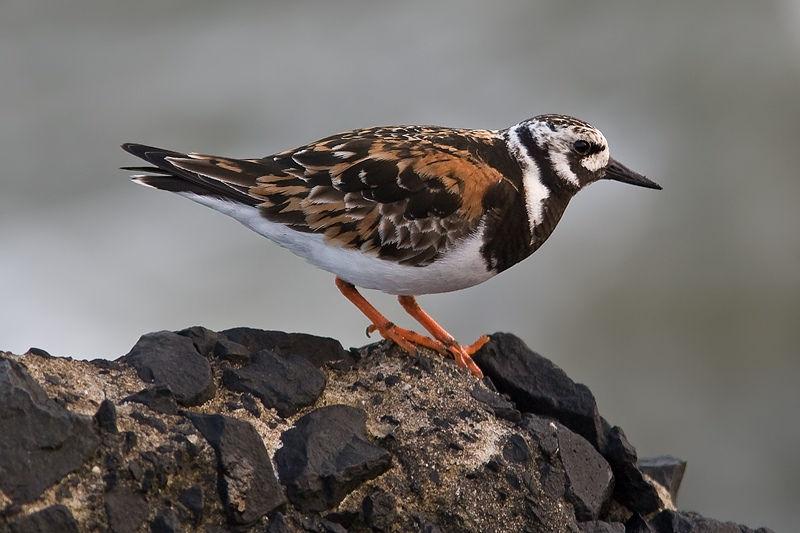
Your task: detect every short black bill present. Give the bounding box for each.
[605,158,662,190]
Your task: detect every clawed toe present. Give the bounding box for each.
[464,335,490,356]
[374,324,418,354]
[446,343,484,378]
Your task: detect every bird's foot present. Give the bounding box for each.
[366,323,445,354]
[369,324,489,379]
[443,337,487,379]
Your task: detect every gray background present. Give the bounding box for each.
[1,1,798,530]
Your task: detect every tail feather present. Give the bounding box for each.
[121,143,260,206]
[120,165,172,174]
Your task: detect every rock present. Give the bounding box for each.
[650,510,775,533]
[130,410,168,433]
[524,414,560,457]
[105,485,149,533]
[361,489,397,531]
[473,333,605,449]
[123,386,179,415]
[626,513,656,533]
[603,426,662,515]
[24,347,53,358]
[178,486,204,526]
[275,405,392,512]
[638,455,687,502]
[523,413,613,521]
[502,433,531,463]
[0,356,99,506]
[7,505,79,533]
[150,508,182,533]
[175,326,220,357]
[0,329,772,532]
[189,413,286,524]
[265,513,295,533]
[95,399,118,433]
[239,393,261,418]
[122,331,215,406]
[579,521,625,533]
[213,337,250,363]
[222,349,326,417]
[557,424,614,521]
[470,381,522,423]
[220,327,354,368]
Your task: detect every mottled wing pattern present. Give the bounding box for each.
[167,127,508,266]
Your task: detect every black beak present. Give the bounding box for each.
[605,158,662,190]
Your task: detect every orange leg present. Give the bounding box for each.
[335,278,445,354]
[397,295,489,378]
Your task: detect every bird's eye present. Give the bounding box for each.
[573,140,591,155]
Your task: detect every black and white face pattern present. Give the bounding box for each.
[529,114,610,189]
[511,114,611,192]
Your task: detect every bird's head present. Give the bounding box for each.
[510,114,661,192]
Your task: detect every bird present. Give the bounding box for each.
[122,114,661,379]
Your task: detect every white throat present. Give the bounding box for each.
[507,125,550,240]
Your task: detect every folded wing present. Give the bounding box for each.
[123,126,506,266]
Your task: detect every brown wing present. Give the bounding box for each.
[135,126,508,266]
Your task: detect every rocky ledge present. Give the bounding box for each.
[0,328,772,533]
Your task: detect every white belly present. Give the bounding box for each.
[180,194,496,295]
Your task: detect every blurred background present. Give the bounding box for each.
[1,1,798,529]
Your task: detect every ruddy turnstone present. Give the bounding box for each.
[123,114,660,378]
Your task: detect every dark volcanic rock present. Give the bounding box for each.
[473,333,605,449]
[1,329,773,532]
[189,413,286,524]
[502,433,531,463]
[178,485,204,526]
[213,337,250,363]
[523,413,613,521]
[0,356,99,506]
[361,489,397,531]
[220,327,354,368]
[579,521,625,533]
[639,455,687,502]
[557,423,614,520]
[122,331,215,406]
[626,513,656,533]
[265,513,295,533]
[7,505,79,533]
[175,325,220,357]
[150,508,182,533]
[95,399,118,433]
[604,426,662,514]
[222,349,326,417]
[123,385,180,415]
[130,410,168,433]
[470,381,522,423]
[24,347,53,358]
[275,405,392,512]
[650,510,775,533]
[105,485,149,533]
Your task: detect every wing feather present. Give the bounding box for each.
[124,126,509,266]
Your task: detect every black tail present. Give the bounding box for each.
[121,143,260,206]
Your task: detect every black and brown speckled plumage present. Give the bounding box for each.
[125,127,521,269]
